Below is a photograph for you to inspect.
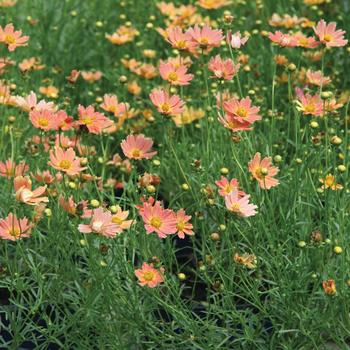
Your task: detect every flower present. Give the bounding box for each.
[0,159,28,178]
[78,207,120,237]
[175,209,194,239]
[149,89,185,116]
[187,24,223,50]
[139,200,177,238]
[218,113,252,132]
[293,32,319,49]
[100,94,129,117]
[14,176,49,205]
[0,213,31,241]
[227,31,249,49]
[59,196,77,215]
[66,69,80,83]
[135,262,164,288]
[295,88,323,116]
[121,134,157,160]
[208,55,240,80]
[197,0,232,9]
[306,70,331,87]
[234,252,257,269]
[14,91,56,113]
[268,31,298,47]
[0,23,29,51]
[111,206,134,233]
[248,152,279,189]
[77,105,113,134]
[81,70,102,82]
[225,190,258,217]
[29,109,59,131]
[314,20,348,48]
[215,176,245,197]
[319,174,343,190]
[172,106,204,126]
[322,279,336,295]
[223,96,261,125]
[165,26,195,51]
[159,61,193,86]
[48,147,86,176]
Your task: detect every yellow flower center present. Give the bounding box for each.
[325,175,335,187]
[143,271,155,281]
[131,149,141,158]
[176,40,187,49]
[161,103,171,113]
[323,34,333,42]
[5,34,15,44]
[168,72,178,82]
[200,37,209,46]
[304,103,316,113]
[9,227,20,237]
[298,37,308,46]
[38,118,49,127]
[177,220,186,231]
[150,216,162,229]
[231,203,240,212]
[236,106,248,118]
[82,115,95,125]
[112,216,123,225]
[224,184,233,194]
[59,160,71,170]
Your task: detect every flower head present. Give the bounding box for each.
[227,31,249,49]
[0,23,29,51]
[295,88,323,116]
[0,213,31,241]
[187,24,223,50]
[78,207,120,237]
[14,176,49,205]
[111,206,134,233]
[314,20,348,47]
[225,190,257,217]
[0,159,28,178]
[322,279,336,295]
[248,152,279,189]
[77,105,113,134]
[159,61,193,86]
[150,89,185,116]
[175,209,194,239]
[223,96,261,125]
[215,176,246,197]
[121,134,157,160]
[319,174,343,190]
[139,200,177,238]
[268,31,298,47]
[135,262,164,288]
[48,147,86,176]
[208,55,240,81]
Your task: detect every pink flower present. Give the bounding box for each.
[111,206,134,233]
[208,55,240,80]
[48,147,86,176]
[225,190,257,217]
[121,134,157,160]
[306,70,331,87]
[29,109,59,131]
[14,91,56,113]
[293,33,319,49]
[187,24,223,49]
[215,176,246,197]
[314,20,348,48]
[223,96,261,125]
[248,152,279,190]
[268,31,298,47]
[135,262,164,288]
[14,176,49,205]
[149,89,185,116]
[77,105,113,134]
[165,26,195,51]
[159,61,193,86]
[0,23,29,51]
[175,209,194,239]
[218,112,252,132]
[139,200,177,238]
[100,94,129,117]
[227,31,249,49]
[295,88,323,116]
[78,207,120,237]
[32,170,56,185]
[0,213,31,241]
[0,159,28,178]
